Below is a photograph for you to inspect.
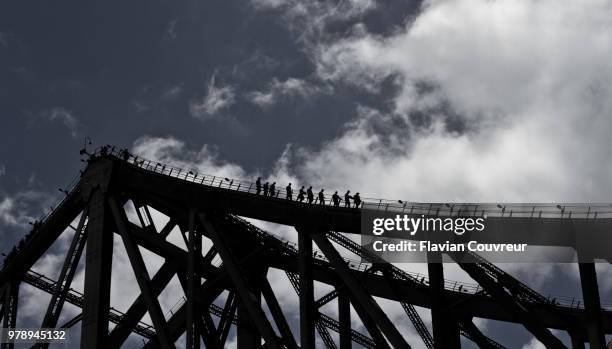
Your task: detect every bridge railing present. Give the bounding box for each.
[94,146,612,220]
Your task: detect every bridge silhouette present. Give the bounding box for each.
[0,146,610,348]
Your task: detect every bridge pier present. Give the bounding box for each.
[1,279,19,349]
[80,191,114,349]
[338,288,351,349]
[298,229,315,349]
[578,262,605,348]
[427,254,461,349]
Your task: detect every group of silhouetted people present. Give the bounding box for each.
[1,221,40,269]
[255,177,362,208]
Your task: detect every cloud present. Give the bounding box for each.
[0,191,55,228]
[165,18,179,40]
[0,164,5,177]
[132,136,248,180]
[132,100,149,113]
[189,74,235,120]
[521,337,546,349]
[40,107,81,138]
[251,0,377,45]
[163,85,183,100]
[300,0,612,202]
[247,77,325,108]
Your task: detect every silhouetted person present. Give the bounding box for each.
[256,177,262,195]
[318,189,325,205]
[344,190,351,207]
[307,186,314,204]
[120,148,130,161]
[297,186,306,202]
[263,182,269,196]
[286,183,293,200]
[270,182,276,197]
[353,192,362,208]
[332,191,340,207]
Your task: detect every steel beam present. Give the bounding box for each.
[199,213,281,349]
[455,260,567,348]
[109,196,174,349]
[578,262,605,348]
[60,313,83,329]
[40,211,88,339]
[460,318,506,349]
[311,233,410,349]
[350,295,390,348]
[215,292,237,349]
[427,253,460,349]
[297,228,315,349]
[1,280,19,349]
[80,190,113,349]
[338,288,351,349]
[186,210,201,349]
[106,261,176,349]
[259,276,299,349]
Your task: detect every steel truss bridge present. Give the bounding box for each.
[1,147,611,349]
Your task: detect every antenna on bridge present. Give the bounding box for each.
[79,136,93,156]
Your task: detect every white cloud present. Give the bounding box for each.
[40,107,80,138]
[132,136,248,180]
[165,18,179,40]
[521,337,546,349]
[251,0,377,45]
[247,77,324,108]
[189,74,235,120]
[163,85,183,100]
[0,191,54,228]
[302,0,612,202]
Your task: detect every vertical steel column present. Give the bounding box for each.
[569,332,585,349]
[1,280,19,349]
[186,210,201,349]
[237,300,259,349]
[338,288,351,349]
[427,253,460,349]
[298,229,315,349]
[578,262,605,348]
[80,190,113,349]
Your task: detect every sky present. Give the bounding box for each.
[2,0,612,348]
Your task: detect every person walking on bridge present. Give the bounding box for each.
[318,189,326,205]
[344,190,352,207]
[332,191,340,207]
[297,186,306,202]
[256,177,262,195]
[353,192,362,208]
[307,186,314,204]
[286,183,293,200]
[263,181,269,196]
[270,182,277,197]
